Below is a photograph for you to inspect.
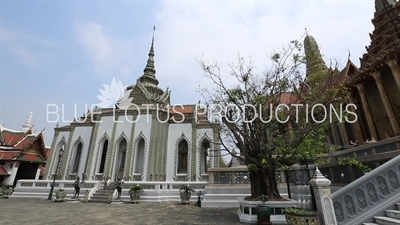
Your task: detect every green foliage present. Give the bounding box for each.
[0,183,13,189]
[219,157,229,168]
[197,35,347,199]
[247,164,259,172]
[179,185,195,193]
[284,207,317,215]
[129,185,143,193]
[272,53,280,62]
[338,158,372,173]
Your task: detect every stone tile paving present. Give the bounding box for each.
[0,198,244,225]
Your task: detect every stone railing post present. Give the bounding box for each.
[310,166,337,225]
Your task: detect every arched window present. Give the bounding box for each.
[135,139,145,174]
[115,139,127,179]
[200,140,210,174]
[98,140,108,173]
[52,145,65,176]
[71,143,82,173]
[178,140,188,174]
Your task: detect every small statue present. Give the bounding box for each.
[350,140,359,147]
[105,177,111,187]
[73,176,84,198]
[115,178,124,199]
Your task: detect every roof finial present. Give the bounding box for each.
[305,27,308,35]
[139,25,159,85]
[152,25,155,44]
[22,110,33,132]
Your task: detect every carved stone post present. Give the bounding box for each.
[310,166,337,225]
[356,83,378,139]
[386,58,400,91]
[371,71,400,136]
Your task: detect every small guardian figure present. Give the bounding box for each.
[115,178,124,199]
[73,176,83,198]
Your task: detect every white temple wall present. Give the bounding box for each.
[131,114,153,181]
[47,131,70,178]
[166,123,193,181]
[88,116,114,180]
[64,126,92,179]
[110,115,134,181]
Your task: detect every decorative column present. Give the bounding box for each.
[386,58,400,91]
[35,165,42,180]
[347,92,364,143]
[7,162,20,185]
[310,167,337,225]
[370,71,400,135]
[330,124,340,145]
[356,83,378,139]
[339,123,349,146]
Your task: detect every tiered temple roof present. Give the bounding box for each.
[349,0,400,85]
[0,125,48,165]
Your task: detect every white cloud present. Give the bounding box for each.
[0,27,57,68]
[71,1,376,104]
[74,20,140,78]
[148,1,375,103]
[1,28,38,67]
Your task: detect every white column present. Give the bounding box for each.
[7,162,19,185]
[35,165,42,180]
[310,167,337,225]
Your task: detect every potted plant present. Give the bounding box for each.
[129,185,143,203]
[179,185,195,205]
[256,195,271,224]
[55,189,67,202]
[1,184,14,198]
[284,207,319,225]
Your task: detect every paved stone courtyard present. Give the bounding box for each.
[0,198,243,225]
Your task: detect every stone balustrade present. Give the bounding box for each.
[318,136,400,184]
[11,179,208,203]
[121,181,207,190]
[331,154,400,225]
[12,179,101,199]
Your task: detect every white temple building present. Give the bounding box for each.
[43,28,220,184]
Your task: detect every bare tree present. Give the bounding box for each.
[196,37,347,200]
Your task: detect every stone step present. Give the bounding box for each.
[88,199,111,203]
[362,223,380,225]
[374,216,400,225]
[90,196,110,200]
[93,191,112,194]
[386,210,400,220]
[94,190,112,193]
[103,186,117,190]
[92,193,110,196]
[90,196,108,200]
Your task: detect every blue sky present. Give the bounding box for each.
[1,0,375,146]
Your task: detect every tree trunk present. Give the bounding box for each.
[249,165,282,200]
